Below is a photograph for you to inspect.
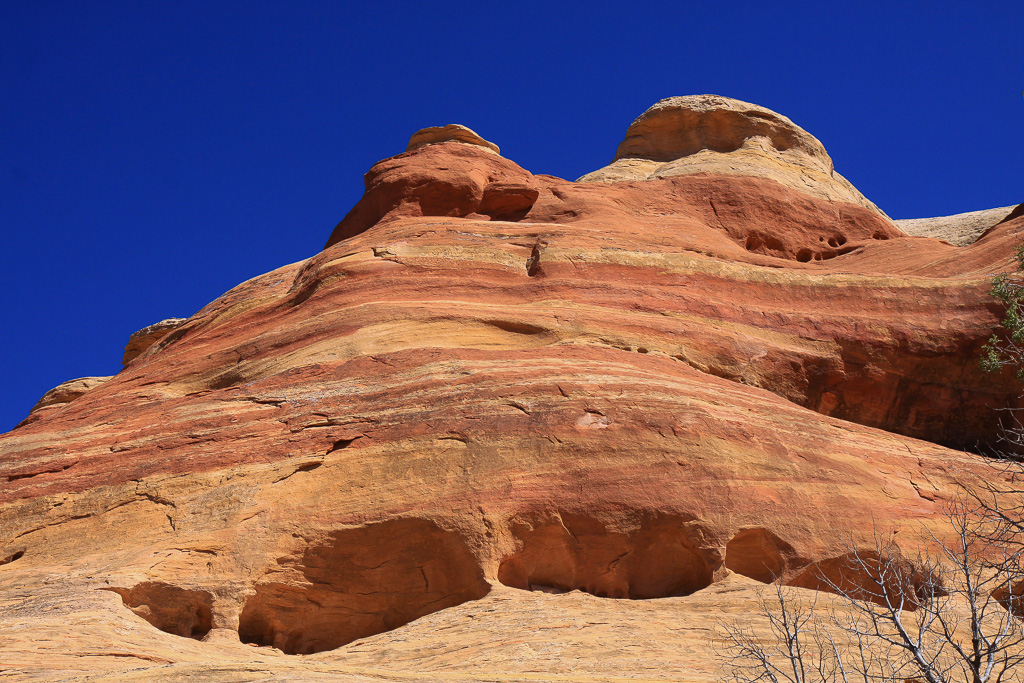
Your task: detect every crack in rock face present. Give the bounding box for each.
[106,582,213,639]
[497,512,716,599]
[237,518,489,654]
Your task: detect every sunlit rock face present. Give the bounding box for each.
[896,205,1019,246]
[1,96,1022,682]
[122,318,187,367]
[579,94,885,215]
[405,123,500,155]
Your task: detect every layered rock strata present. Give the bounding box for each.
[1,97,1022,681]
[20,317,188,428]
[579,95,885,215]
[26,375,113,417]
[896,205,1018,246]
[406,123,500,155]
[122,317,188,367]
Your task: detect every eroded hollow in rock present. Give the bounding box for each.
[993,580,1024,618]
[498,512,713,599]
[725,528,797,583]
[0,550,24,567]
[238,518,489,654]
[787,551,941,610]
[106,582,213,639]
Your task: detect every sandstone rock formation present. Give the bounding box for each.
[406,123,500,155]
[579,95,886,215]
[2,97,1023,681]
[23,375,113,420]
[19,318,188,429]
[325,141,540,245]
[896,204,1018,246]
[122,317,188,367]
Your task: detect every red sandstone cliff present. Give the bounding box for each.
[1,96,1021,681]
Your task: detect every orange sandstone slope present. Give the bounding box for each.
[1,96,1023,681]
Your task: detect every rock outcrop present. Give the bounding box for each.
[26,375,113,416]
[2,97,1023,681]
[406,123,500,155]
[896,204,1019,246]
[122,318,188,367]
[579,95,885,215]
[324,141,540,246]
[19,318,188,429]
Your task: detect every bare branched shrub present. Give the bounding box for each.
[719,502,1024,683]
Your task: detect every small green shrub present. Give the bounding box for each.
[981,242,1024,379]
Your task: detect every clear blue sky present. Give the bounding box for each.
[2,2,1022,431]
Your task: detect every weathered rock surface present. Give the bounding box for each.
[2,97,1023,681]
[122,317,188,367]
[579,95,885,216]
[24,375,112,420]
[19,317,188,428]
[406,123,500,155]
[325,141,540,246]
[896,204,1019,246]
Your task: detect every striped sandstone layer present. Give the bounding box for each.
[578,95,886,216]
[1,99,1023,681]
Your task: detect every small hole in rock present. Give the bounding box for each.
[993,580,1024,619]
[872,232,890,240]
[327,438,357,454]
[106,582,213,639]
[0,550,24,566]
[207,370,245,391]
[796,249,813,263]
[743,232,785,255]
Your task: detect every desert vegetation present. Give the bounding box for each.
[721,253,1024,682]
